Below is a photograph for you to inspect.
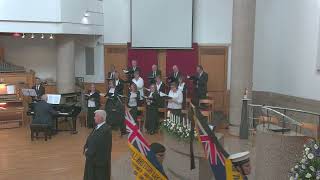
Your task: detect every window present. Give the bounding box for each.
[85,47,94,75]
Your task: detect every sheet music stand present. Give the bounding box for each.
[22,89,37,97]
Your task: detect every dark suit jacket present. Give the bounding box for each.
[156,82,166,93]
[32,84,45,98]
[115,79,124,95]
[127,66,141,74]
[107,71,116,80]
[168,71,181,83]
[189,72,208,98]
[32,100,58,127]
[147,92,160,109]
[125,66,141,80]
[147,70,161,82]
[83,123,112,180]
[86,91,101,108]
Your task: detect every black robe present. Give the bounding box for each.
[145,92,160,133]
[115,79,124,95]
[156,82,166,108]
[105,92,125,133]
[127,91,140,123]
[85,91,101,128]
[83,123,112,180]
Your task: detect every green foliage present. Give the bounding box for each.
[289,139,320,180]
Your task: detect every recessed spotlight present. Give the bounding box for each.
[49,34,54,40]
[41,34,44,39]
[21,33,25,39]
[31,34,35,39]
[84,11,90,17]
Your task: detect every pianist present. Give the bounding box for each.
[32,94,58,132]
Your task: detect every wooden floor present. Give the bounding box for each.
[0,125,163,180]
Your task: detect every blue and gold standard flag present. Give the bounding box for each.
[125,111,167,180]
[191,107,243,180]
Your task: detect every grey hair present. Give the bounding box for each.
[94,110,107,121]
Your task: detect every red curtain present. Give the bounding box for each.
[127,43,158,85]
[166,43,199,95]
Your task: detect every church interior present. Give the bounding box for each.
[0,0,320,180]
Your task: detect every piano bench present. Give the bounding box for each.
[30,124,51,141]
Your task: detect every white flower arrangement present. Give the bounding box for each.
[289,139,320,180]
[161,112,197,141]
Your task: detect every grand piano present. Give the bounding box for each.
[27,92,82,134]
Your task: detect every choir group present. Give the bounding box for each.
[85,60,208,135]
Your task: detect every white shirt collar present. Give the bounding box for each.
[96,121,106,130]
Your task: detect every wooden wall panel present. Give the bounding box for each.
[0,48,4,62]
[158,50,166,80]
[199,46,228,114]
[104,45,128,80]
[200,54,226,91]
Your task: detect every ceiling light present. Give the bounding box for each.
[12,32,21,37]
[49,34,54,40]
[21,33,25,39]
[84,11,90,17]
[31,34,35,39]
[41,34,44,39]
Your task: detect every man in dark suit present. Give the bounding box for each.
[83,110,112,180]
[124,60,141,80]
[32,78,45,100]
[167,65,181,83]
[32,94,58,130]
[114,71,124,95]
[107,64,116,80]
[148,64,162,84]
[188,65,208,100]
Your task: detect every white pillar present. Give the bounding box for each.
[56,38,75,93]
[229,0,256,135]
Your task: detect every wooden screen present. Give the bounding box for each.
[199,47,228,113]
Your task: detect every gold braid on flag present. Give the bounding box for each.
[128,143,167,180]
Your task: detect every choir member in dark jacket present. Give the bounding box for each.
[104,80,126,135]
[127,83,140,123]
[107,64,116,80]
[32,78,45,101]
[145,84,160,135]
[123,59,141,81]
[114,71,124,95]
[85,84,101,128]
[167,65,181,84]
[188,65,208,104]
[83,110,112,180]
[155,75,166,108]
[148,64,162,84]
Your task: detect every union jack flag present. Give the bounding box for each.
[125,111,167,179]
[126,111,150,156]
[193,108,230,180]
